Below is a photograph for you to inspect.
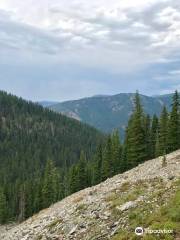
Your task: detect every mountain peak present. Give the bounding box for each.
[49,93,173,138]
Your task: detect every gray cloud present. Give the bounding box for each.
[0,0,180,100]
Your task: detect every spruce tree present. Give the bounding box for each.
[111,130,122,174]
[157,106,168,156]
[167,90,180,152]
[76,151,87,191]
[68,165,78,194]
[150,114,159,158]
[42,159,57,208]
[93,144,103,185]
[125,92,146,168]
[33,180,42,213]
[143,114,151,159]
[101,136,113,180]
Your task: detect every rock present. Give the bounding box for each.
[93,211,100,219]
[69,225,78,235]
[79,223,86,229]
[168,175,175,180]
[116,201,137,211]
[110,221,119,229]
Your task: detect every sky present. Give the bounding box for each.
[0,0,180,101]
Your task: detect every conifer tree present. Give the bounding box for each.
[76,151,87,191]
[150,114,159,158]
[42,159,57,208]
[33,180,42,213]
[167,90,180,152]
[157,106,168,156]
[125,92,146,168]
[101,136,113,180]
[68,165,78,194]
[143,114,151,159]
[93,144,103,185]
[155,133,160,157]
[111,130,122,174]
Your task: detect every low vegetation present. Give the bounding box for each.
[111,179,180,240]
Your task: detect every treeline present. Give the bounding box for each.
[0,90,180,224]
[68,90,180,191]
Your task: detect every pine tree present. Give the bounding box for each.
[102,136,113,180]
[42,159,57,208]
[125,92,146,168]
[167,90,180,152]
[0,187,7,224]
[68,165,78,194]
[157,106,168,156]
[33,180,42,213]
[150,114,159,158]
[143,114,151,159]
[111,130,122,174]
[155,133,160,157]
[93,144,103,185]
[76,151,87,191]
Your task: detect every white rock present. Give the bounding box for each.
[117,201,137,211]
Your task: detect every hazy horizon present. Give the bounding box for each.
[1,0,180,101]
[0,88,174,103]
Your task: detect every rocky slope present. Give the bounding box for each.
[1,150,180,240]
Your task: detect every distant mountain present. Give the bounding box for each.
[49,93,173,138]
[38,101,59,107]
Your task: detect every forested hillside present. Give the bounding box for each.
[0,90,180,226]
[0,91,105,223]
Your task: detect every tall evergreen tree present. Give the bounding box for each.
[68,165,78,194]
[111,130,122,174]
[33,179,42,214]
[76,151,87,191]
[156,106,168,156]
[18,184,26,222]
[93,144,103,185]
[101,136,113,180]
[42,159,57,208]
[150,114,159,158]
[167,90,180,152]
[125,92,146,168]
[143,114,151,159]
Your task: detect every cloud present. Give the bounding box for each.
[1,0,180,65]
[0,0,180,100]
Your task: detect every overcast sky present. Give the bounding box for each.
[0,0,180,101]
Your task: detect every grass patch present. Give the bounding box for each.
[35,235,43,240]
[76,203,87,212]
[47,218,63,230]
[111,179,180,240]
[108,190,143,209]
[120,182,131,192]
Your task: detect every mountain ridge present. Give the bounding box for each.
[47,93,173,137]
